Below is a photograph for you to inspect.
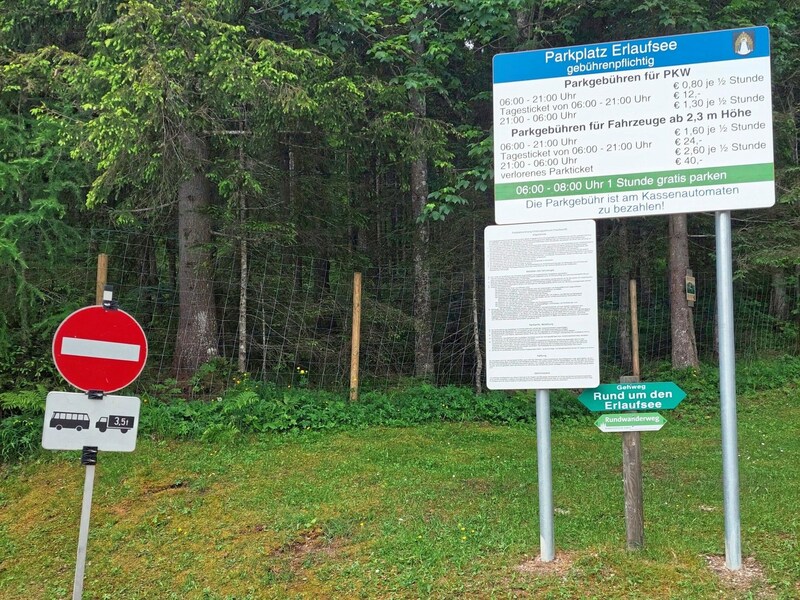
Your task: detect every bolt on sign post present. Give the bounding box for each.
[44,280,148,599]
[493,27,773,570]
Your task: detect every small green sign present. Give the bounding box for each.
[595,412,667,433]
[579,382,686,412]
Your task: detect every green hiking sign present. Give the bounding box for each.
[579,382,686,412]
[595,412,667,433]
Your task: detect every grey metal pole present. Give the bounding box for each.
[73,451,97,599]
[715,210,742,570]
[535,389,555,561]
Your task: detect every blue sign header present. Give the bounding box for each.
[494,27,770,84]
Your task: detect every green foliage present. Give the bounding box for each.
[187,357,237,397]
[6,355,798,463]
[1,0,799,396]
[0,387,45,461]
[0,44,88,379]
[0,387,46,414]
[737,355,800,393]
[0,413,41,461]
[0,346,60,392]
[134,383,588,444]
[644,354,800,408]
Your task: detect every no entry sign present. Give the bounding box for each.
[52,306,148,393]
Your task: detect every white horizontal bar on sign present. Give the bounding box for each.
[61,337,141,362]
[598,425,663,433]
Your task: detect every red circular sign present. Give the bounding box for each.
[52,306,148,393]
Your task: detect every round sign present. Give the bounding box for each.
[52,306,148,393]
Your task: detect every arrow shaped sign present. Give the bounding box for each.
[579,381,686,412]
[595,412,667,433]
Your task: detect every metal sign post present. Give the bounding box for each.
[484,222,599,562]
[535,390,555,561]
[44,285,147,598]
[715,210,741,569]
[73,446,97,600]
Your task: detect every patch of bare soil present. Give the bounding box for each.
[239,523,268,534]
[704,554,776,599]
[463,478,492,494]
[141,478,190,495]
[515,551,576,577]
[274,528,339,562]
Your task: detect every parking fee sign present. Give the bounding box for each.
[52,306,148,393]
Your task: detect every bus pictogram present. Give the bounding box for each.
[49,412,91,431]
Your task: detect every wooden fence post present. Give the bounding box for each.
[349,272,362,402]
[96,254,108,305]
[622,279,644,550]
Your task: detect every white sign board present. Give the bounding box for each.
[42,391,141,452]
[493,27,773,224]
[484,221,599,389]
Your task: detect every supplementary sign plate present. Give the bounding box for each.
[595,412,667,433]
[42,391,140,452]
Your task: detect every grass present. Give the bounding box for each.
[0,385,799,599]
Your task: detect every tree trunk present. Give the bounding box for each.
[409,91,434,380]
[769,267,789,321]
[409,31,434,381]
[796,265,800,324]
[313,257,330,298]
[237,137,248,374]
[617,222,633,372]
[138,233,158,326]
[471,227,483,394]
[174,131,218,381]
[284,146,303,292]
[238,196,248,373]
[668,214,699,368]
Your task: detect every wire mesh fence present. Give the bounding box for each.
[76,228,800,395]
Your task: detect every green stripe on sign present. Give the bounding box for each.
[495,163,774,201]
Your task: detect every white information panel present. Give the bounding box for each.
[42,391,140,452]
[485,221,599,389]
[493,27,773,224]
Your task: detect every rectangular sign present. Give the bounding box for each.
[60,337,142,361]
[595,412,667,433]
[42,391,141,452]
[484,221,599,389]
[579,381,686,412]
[493,27,773,224]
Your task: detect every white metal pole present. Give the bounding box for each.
[73,454,97,599]
[715,210,742,570]
[536,389,555,561]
